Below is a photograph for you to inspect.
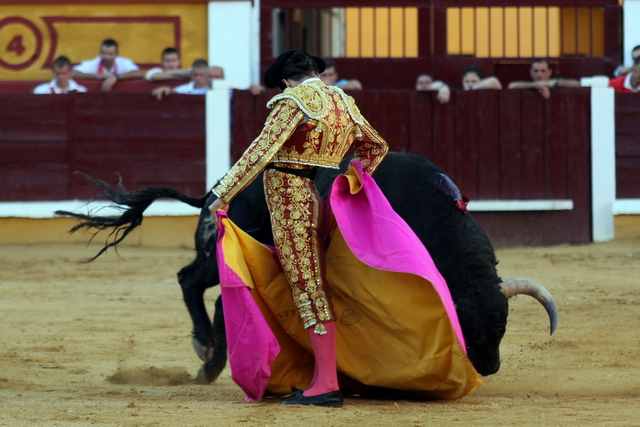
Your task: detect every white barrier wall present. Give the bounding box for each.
[208,1,260,89]
[623,0,640,66]
[206,89,232,191]
[589,84,616,242]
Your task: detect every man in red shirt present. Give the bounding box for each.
[609,55,640,93]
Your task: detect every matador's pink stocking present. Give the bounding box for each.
[303,320,339,397]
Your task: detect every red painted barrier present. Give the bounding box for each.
[0,92,205,201]
[230,88,594,246]
[0,79,185,94]
[615,94,640,199]
[2,88,636,246]
[232,88,595,201]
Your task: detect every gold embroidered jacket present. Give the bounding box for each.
[212,79,389,203]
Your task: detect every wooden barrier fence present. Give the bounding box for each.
[1,89,638,247]
[614,94,640,199]
[0,93,205,201]
[234,88,593,201]
[233,88,593,246]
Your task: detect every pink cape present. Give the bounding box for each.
[216,162,481,402]
[215,216,281,401]
[329,163,466,348]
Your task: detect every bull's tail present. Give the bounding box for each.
[55,173,210,261]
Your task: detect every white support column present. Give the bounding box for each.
[623,0,640,65]
[249,0,261,86]
[205,90,231,192]
[208,1,255,89]
[590,85,616,242]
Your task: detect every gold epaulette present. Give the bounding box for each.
[266,81,366,125]
[267,82,329,119]
[336,88,365,125]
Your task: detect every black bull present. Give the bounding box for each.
[57,152,558,382]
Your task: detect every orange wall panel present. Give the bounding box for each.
[0,3,207,80]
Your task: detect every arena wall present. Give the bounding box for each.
[2,88,624,248]
[0,93,206,201]
[0,216,198,248]
[0,2,208,81]
[0,0,621,91]
[3,215,639,248]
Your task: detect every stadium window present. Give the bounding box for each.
[272,7,419,58]
[446,6,605,58]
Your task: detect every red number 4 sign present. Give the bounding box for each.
[7,35,27,56]
[0,17,43,70]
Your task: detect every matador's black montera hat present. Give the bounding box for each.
[263,49,326,90]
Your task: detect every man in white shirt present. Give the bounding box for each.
[34,56,87,94]
[152,59,223,100]
[146,47,192,82]
[72,39,143,92]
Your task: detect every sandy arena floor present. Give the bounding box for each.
[0,220,639,426]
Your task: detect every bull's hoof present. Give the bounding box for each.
[192,337,213,362]
[195,364,214,384]
[194,359,226,384]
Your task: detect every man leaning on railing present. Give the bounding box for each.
[508,58,580,99]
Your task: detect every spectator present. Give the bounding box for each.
[613,45,640,78]
[609,55,640,93]
[72,39,143,92]
[508,58,580,99]
[415,73,450,104]
[151,59,217,100]
[34,56,87,94]
[320,59,363,90]
[209,66,225,80]
[462,65,502,90]
[248,83,266,95]
[146,47,191,82]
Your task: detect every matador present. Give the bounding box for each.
[209,49,388,406]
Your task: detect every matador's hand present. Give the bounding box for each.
[209,198,229,227]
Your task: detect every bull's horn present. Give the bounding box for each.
[500,278,558,335]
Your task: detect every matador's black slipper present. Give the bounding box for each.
[281,388,343,407]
